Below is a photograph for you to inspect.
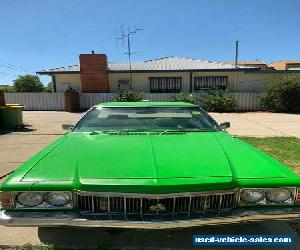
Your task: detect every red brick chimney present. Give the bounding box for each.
[79,53,110,92]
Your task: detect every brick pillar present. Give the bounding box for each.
[65,89,80,112]
[79,54,109,93]
[0,90,5,107]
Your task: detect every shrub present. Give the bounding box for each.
[259,75,300,113]
[203,93,237,112]
[171,92,198,104]
[115,89,143,102]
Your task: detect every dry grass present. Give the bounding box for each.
[240,137,300,169]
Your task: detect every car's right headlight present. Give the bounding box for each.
[266,189,292,203]
[16,192,44,207]
[240,189,264,204]
[45,192,71,207]
[239,188,296,206]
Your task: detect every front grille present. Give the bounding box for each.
[76,191,238,221]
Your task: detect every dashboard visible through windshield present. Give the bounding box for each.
[72,106,221,132]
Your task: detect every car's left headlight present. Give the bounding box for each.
[239,188,296,206]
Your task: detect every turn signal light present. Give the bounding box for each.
[295,189,300,204]
[0,192,13,209]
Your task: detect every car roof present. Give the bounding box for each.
[95,102,197,108]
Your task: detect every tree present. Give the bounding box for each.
[0,85,14,92]
[44,82,53,92]
[13,74,44,92]
[260,75,300,113]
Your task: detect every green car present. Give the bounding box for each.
[1,102,300,229]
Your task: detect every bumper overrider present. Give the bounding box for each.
[1,188,300,228]
[1,209,300,229]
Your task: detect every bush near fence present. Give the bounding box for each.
[4,92,261,111]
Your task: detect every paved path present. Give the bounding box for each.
[212,112,300,138]
[0,111,300,249]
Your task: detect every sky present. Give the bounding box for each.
[0,0,299,85]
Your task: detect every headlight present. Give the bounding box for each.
[266,189,291,203]
[240,189,264,203]
[16,192,44,207]
[45,192,71,206]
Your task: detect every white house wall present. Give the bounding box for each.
[55,74,82,92]
[109,72,190,92]
[53,71,300,93]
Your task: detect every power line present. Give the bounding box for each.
[0,59,34,73]
[0,71,20,77]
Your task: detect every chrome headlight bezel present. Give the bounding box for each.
[14,191,73,209]
[239,188,296,206]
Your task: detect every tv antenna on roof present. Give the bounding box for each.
[115,25,143,88]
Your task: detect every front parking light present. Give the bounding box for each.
[0,192,13,209]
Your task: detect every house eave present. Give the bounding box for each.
[37,67,259,75]
[36,71,80,75]
[245,70,300,74]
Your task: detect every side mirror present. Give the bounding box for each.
[62,124,73,130]
[220,122,230,130]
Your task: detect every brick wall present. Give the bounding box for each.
[79,54,110,92]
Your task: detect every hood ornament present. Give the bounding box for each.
[149,203,166,212]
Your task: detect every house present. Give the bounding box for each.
[268,60,300,70]
[37,53,300,93]
[222,60,273,70]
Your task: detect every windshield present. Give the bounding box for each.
[72,106,220,132]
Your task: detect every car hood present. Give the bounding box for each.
[18,131,294,185]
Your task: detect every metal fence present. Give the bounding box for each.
[4,93,66,111]
[4,92,261,111]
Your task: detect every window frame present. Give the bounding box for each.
[149,77,182,93]
[194,76,228,90]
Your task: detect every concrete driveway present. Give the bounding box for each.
[1,111,300,249]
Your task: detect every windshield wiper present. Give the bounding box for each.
[89,129,148,135]
[161,129,217,134]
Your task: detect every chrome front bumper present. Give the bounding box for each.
[1,209,300,229]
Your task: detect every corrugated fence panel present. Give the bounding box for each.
[233,92,261,111]
[4,93,65,111]
[79,93,117,109]
[3,92,262,111]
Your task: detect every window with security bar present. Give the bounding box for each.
[194,76,228,90]
[149,77,182,93]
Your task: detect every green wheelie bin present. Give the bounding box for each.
[0,104,24,130]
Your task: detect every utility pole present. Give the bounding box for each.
[235,40,239,68]
[234,40,240,92]
[115,26,143,89]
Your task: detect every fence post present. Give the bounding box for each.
[65,89,80,112]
